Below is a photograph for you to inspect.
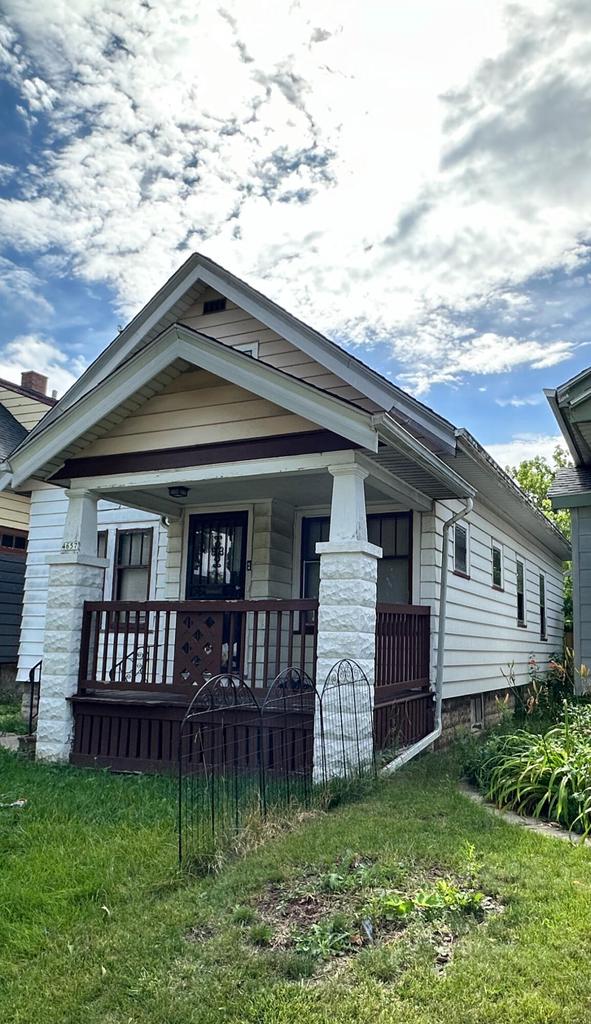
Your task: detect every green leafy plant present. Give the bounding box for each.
[293,915,355,959]
[474,703,591,835]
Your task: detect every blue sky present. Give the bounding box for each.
[1,0,590,467]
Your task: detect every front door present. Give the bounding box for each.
[185,511,248,600]
[175,512,249,688]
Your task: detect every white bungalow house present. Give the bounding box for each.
[0,254,569,772]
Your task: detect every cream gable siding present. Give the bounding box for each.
[419,497,564,698]
[180,289,381,413]
[16,485,166,683]
[0,490,30,531]
[77,367,319,458]
[0,385,50,429]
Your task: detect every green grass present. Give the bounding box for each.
[2,748,591,1023]
[0,697,26,735]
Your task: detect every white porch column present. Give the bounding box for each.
[36,489,107,761]
[314,463,382,779]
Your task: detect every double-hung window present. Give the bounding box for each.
[113,529,153,601]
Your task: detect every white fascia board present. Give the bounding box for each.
[73,450,357,493]
[544,388,582,465]
[9,326,376,485]
[0,470,13,493]
[18,257,203,442]
[372,413,476,499]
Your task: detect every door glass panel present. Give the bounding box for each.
[187,512,248,600]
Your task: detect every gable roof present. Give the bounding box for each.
[0,252,570,558]
[0,403,27,461]
[22,253,457,454]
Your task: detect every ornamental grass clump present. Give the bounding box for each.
[476,702,591,836]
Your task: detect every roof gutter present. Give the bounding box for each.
[455,427,571,559]
[371,412,475,499]
[383,497,474,774]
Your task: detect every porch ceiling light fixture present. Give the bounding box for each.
[168,485,189,499]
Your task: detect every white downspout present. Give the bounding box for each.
[382,498,473,775]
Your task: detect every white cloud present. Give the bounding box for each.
[485,433,565,469]
[495,393,544,408]
[0,258,54,318]
[0,335,85,396]
[0,0,588,393]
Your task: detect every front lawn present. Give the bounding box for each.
[2,748,591,1023]
[0,697,26,735]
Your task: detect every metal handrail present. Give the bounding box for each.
[27,660,42,736]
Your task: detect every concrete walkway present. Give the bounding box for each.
[0,734,19,752]
[460,782,591,846]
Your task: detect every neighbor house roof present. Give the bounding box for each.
[548,466,591,509]
[0,403,27,462]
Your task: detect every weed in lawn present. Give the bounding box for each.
[292,913,358,960]
[249,922,274,946]
[232,904,257,925]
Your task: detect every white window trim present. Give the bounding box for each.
[234,340,259,358]
[491,539,504,590]
[453,521,470,576]
[96,523,157,601]
[516,554,527,626]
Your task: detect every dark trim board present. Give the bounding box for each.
[51,430,359,481]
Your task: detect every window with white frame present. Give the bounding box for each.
[516,557,526,626]
[491,540,503,589]
[454,522,469,576]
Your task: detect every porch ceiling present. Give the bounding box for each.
[98,466,418,517]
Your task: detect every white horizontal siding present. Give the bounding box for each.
[0,385,50,429]
[419,497,565,698]
[0,491,30,531]
[180,289,379,413]
[16,485,165,682]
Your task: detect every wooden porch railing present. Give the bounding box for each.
[73,598,432,770]
[78,599,319,696]
[374,603,430,698]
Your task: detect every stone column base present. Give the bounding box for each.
[314,539,381,780]
[36,553,107,762]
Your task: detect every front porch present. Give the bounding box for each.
[70,597,432,771]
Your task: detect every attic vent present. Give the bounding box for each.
[203,297,226,315]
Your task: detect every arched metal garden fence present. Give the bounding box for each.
[178,659,377,868]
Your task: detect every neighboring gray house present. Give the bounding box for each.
[548,370,591,685]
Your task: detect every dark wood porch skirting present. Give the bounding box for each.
[70,599,433,773]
